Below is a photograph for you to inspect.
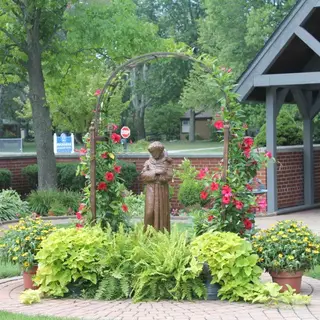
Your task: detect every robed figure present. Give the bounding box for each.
[141,141,173,232]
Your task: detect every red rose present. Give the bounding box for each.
[112,124,118,131]
[200,191,208,200]
[211,182,219,191]
[208,215,214,222]
[197,169,206,180]
[101,152,108,159]
[235,200,244,210]
[265,151,272,159]
[222,195,230,205]
[243,147,251,158]
[243,218,253,230]
[94,89,101,96]
[97,182,107,190]
[243,137,254,147]
[111,133,121,144]
[246,184,253,192]
[76,212,83,220]
[121,204,128,212]
[114,165,122,174]
[222,185,232,197]
[78,203,86,211]
[76,223,84,229]
[214,120,224,130]
[227,68,232,73]
[105,172,114,182]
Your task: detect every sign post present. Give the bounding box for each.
[120,126,131,152]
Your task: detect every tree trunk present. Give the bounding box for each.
[189,109,195,142]
[135,108,146,140]
[27,18,57,190]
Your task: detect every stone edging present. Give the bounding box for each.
[0,216,75,226]
[0,276,22,285]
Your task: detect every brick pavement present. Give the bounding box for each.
[0,274,319,320]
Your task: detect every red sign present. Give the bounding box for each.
[120,126,131,139]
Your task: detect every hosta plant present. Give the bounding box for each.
[0,217,55,270]
[252,220,320,273]
[191,231,311,304]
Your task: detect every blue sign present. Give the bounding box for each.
[55,133,73,153]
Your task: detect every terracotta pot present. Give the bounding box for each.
[270,270,303,293]
[23,265,39,290]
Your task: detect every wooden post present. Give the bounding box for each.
[89,121,97,224]
[221,121,230,221]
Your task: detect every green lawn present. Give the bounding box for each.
[0,312,79,320]
[0,262,21,279]
[21,140,222,154]
[306,265,320,279]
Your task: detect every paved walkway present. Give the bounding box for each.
[0,274,319,320]
[1,210,320,320]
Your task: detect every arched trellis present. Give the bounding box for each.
[89,52,230,222]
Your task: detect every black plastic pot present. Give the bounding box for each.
[202,262,221,300]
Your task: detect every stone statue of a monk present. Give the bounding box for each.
[141,141,173,232]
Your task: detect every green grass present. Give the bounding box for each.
[0,311,79,320]
[306,265,320,279]
[0,262,21,279]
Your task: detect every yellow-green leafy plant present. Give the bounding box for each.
[191,232,311,304]
[252,220,320,273]
[0,217,56,271]
[34,227,109,297]
[20,289,42,305]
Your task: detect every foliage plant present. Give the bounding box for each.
[252,220,320,273]
[0,190,29,222]
[0,217,56,271]
[19,290,42,305]
[77,126,130,230]
[181,58,272,235]
[27,190,81,216]
[191,231,311,304]
[130,226,206,302]
[34,227,109,297]
[123,191,145,218]
[0,169,12,189]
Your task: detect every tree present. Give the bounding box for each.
[0,0,163,189]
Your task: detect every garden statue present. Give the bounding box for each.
[141,141,173,231]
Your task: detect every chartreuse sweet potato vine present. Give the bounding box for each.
[191,232,311,305]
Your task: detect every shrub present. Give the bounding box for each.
[27,190,81,216]
[0,169,12,189]
[57,163,86,191]
[22,163,85,191]
[123,191,145,217]
[0,190,29,221]
[35,227,108,297]
[117,160,139,189]
[255,109,303,146]
[178,179,203,207]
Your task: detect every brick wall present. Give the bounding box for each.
[1,147,319,210]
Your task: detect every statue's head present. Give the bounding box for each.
[148,141,165,160]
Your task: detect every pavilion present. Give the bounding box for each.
[236,0,320,214]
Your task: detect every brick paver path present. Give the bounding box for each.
[1,211,320,320]
[0,274,319,320]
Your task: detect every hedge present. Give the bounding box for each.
[0,169,12,189]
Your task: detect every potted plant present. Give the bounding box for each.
[0,217,56,289]
[252,220,320,293]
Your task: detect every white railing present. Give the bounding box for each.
[0,138,23,153]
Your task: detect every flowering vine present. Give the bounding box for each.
[76,122,130,231]
[190,63,273,236]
